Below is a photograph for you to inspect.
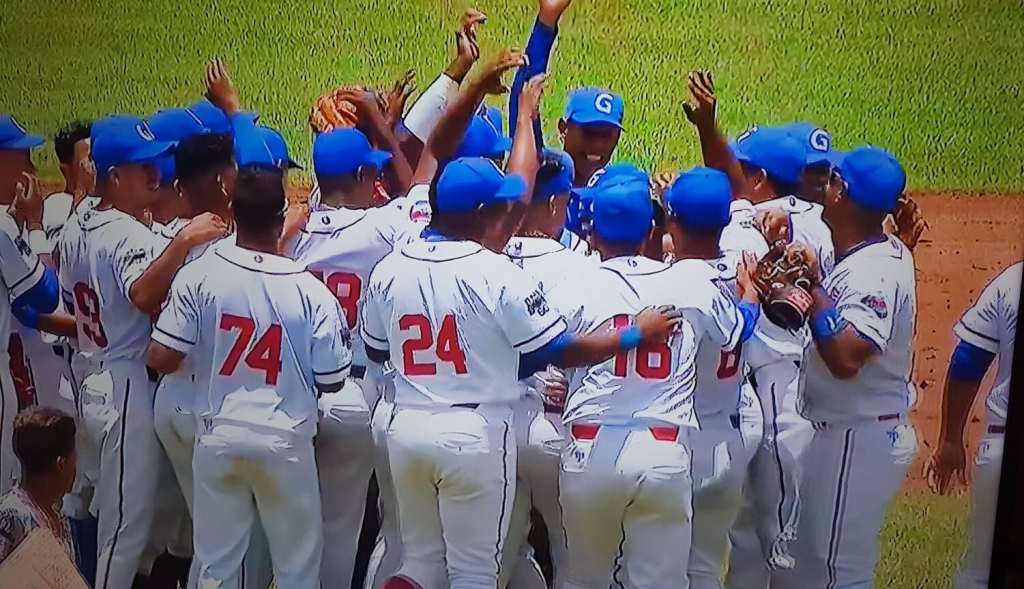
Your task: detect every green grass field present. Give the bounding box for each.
[1,0,1022,191]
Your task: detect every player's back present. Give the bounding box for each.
[60,207,158,362]
[362,239,564,407]
[289,204,420,367]
[165,243,349,441]
[559,256,705,429]
[504,235,597,291]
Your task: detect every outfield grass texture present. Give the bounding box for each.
[2,0,1022,191]
[0,0,1006,584]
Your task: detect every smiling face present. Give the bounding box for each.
[560,120,621,186]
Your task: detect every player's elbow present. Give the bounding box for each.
[147,342,184,375]
[366,346,390,365]
[130,284,163,316]
[824,356,864,381]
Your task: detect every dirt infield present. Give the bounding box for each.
[906,192,1024,486]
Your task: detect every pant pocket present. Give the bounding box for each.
[888,423,918,465]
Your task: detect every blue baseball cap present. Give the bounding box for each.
[314,128,392,178]
[781,122,843,169]
[567,162,649,233]
[456,106,512,159]
[591,183,653,243]
[148,108,207,143]
[259,127,301,170]
[536,149,575,200]
[836,146,906,213]
[155,155,176,187]
[186,100,232,134]
[732,126,805,186]
[0,115,45,150]
[435,157,526,213]
[665,167,732,228]
[564,88,625,129]
[91,115,175,176]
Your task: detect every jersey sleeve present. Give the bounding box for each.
[360,270,389,353]
[152,272,200,354]
[494,269,567,354]
[113,227,157,299]
[0,214,44,301]
[686,278,744,352]
[953,270,1010,353]
[311,287,353,387]
[835,274,899,351]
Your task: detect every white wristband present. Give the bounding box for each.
[27,229,51,255]
[403,74,459,142]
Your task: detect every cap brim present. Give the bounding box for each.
[128,140,177,165]
[807,150,846,169]
[2,134,46,150]
[566,113,624,130]
[494,174,528,202]
[368,150,393,169]
[488,136,513,156]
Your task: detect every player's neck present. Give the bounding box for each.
[833,226,885,258]
[20,475,62,515]
[98,192,150,226]
[673,235,721,261]
[236,234,279,256]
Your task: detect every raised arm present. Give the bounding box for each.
[335,89,414,194]
[683,70,748,199]
[509,0,572,141]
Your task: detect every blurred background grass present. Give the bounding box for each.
[1,0,1021,190]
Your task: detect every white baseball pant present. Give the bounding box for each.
[774,417,917,589]
[148,380,195,569]
[81,360,162,589]
[688,387,763,589]
[192,423,323,589]
[317,374,375,587]
[0,357,17,494]
[558,422,693,589]
[504,396,565,589]
[725,359,812,589]
[958,420,1003,589]
[62,352,100,520]
[385,403,516,589]
[365,368,401,589]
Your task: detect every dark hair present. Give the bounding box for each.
[531,152,567,203]
[232,165,286,235]
[175,133,235,184]
[13,407,76,476]
[54,121,92,164]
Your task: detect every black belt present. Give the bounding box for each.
[989,425,1006,435]
[351,365,366,380]
[452,403,479,409]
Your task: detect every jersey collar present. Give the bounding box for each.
[601,255,670,276]
[215,243,304,275]
[401,239,484,262]
[504,236,566,259]
[79,206,139,232]
[303,207,368,234]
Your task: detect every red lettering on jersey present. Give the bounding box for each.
[399,314,468,376]
[611,314,672,380]
[218,314,283,385]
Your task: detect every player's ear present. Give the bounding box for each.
[557,118,568,139]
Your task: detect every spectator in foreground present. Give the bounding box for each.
[0,407,77,566]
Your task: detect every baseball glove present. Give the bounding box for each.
[890,195,928,251]
[309,84,388,134]
[753,243,818,331]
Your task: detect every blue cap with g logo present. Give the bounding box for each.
[666,167,733,228]
[259,127,301,170]
[781,122,844,169]
[564,88,625,129]
[91,115,176,176]
[567,163,648,233]
[591,182,653,243]
[0,115,45,150]
[435,157,527,213]
[837,146,906,213]
[732,126,805,186]
[148,108,208,143]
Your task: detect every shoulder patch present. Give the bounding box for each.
[861,294,888,319]
[409,200,431,223]
[525,289,550,317]
[13,234,32,257]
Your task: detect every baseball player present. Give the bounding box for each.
[59,115,226,589]
[360,156,676,589]
[773,146,917,589]
[925,261,1020,589]
[550,179,761,589]
[659,168,766,589]
[148,164,352,589]
[0,114,62,494]
[724,125,837,589]
[287,126,423,588]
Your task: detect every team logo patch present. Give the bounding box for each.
[125,248,148,267]
[13,235,31,257]
[409,200,431,223]
[861,294,888,318]
[594,93,615,114]
[136,123,156,142]
[525,290,550,317]
[810,128,831,152]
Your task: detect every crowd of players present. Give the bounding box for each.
[0,1,1015,589]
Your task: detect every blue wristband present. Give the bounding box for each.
[618,325,643,351]
[13,305,40,330]
[810,305,845,340]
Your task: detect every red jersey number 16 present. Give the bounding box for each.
[611,314,671,380]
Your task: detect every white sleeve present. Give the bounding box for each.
[953,271,1008,353]
[113,228,157,299]
[402,74,459,142]
[686,278,743,352]
[311,287,352,386]
[0,215,44,301]
[835,275,898,351]
[359,272,389,352]
[495,270,567,353]
[152,273,200,354]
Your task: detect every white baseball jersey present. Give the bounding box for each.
[559,229,594,257]
[43,192,74,250]
[557,256,745,429]
[394,184,432,225]
[287,201,424,368]
[954,261,1021,427]
[686,251,749,419]
[802,236,917,422]
[504,235,598,288]
[0,212,46,355]
[361,239,567,407]
[152,243,352,441]
[58,207,159,362]
[721,200,770,259]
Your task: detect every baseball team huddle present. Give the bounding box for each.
[0,1,1015,589]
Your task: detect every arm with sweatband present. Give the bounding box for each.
[737,301,760,344]
[510,19,557,141]
[12,268,59,314]
[949,339,995,382]
[518,324,645,380]
[403,75,460,143]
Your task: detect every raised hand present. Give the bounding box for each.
[179,212,230,248]
[72,138,96,200]
[635,305,683,344]
[385,69,417,126]
[683,70,716,129]
[471,49,527,96]
[518,74,548,121]
[449,8,486,82]
[755,206,790,247]
[736,251,760,303]
[9,172,43,231]
[206,59,241,116]
[539,0,574,27]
